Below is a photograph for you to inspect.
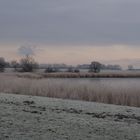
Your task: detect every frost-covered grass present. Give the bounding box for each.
[0,93,140,140]
[0,73,140,107]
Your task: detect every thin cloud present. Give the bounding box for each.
[0,0,140,45]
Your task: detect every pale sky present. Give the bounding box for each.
[0,0,140,66]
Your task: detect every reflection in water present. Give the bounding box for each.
[55,78,140,93]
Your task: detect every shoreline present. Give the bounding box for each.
[18,72,140,78]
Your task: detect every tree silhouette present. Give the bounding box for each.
[89,61,101,73]
[0,57,6,72]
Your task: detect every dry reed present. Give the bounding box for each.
[0,73,140,107]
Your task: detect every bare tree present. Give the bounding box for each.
[20,55,38,72]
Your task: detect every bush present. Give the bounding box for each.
[66,67,80,73]
[0,57,6,72]
[74,69,80,73]
[45,67,59,73]
[67,67,74,72]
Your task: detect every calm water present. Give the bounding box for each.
[53,78,140,92]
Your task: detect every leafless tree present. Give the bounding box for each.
[20,55,38,72]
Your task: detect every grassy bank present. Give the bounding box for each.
[0,93,140,140]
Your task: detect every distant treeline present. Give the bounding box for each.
[77,64,122,70]
[0,55,122,73]
[0,56,122,70]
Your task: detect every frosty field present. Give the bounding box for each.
[0,93,140,140]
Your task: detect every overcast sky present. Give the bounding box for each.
[0,0,140,66]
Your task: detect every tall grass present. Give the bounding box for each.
[15,71,140,78]
[0,73,140,107]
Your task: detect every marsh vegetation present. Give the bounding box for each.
[0,73,140,107]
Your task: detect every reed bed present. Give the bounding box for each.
[11,71,140,79]
[0,73,140,107]
[42,72,140,78]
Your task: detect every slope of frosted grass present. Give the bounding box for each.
[0,74,140,107]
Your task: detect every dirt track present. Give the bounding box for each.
[0,93,140,140]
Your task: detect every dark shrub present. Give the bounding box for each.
[0,57,6,72]
[45,67,59,73]
[89,61,101,73]
[74,69,80,73]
